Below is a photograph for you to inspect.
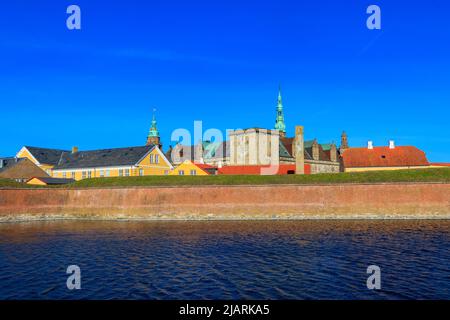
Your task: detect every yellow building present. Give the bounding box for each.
[27,177,75,186]
[169,160,214,176]
[16,146,70,176]
[51,145,173,180]
[17,145,173,181]
[15,112,174,180]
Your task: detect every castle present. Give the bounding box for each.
[169,87,342,174]
[1,87,436,184]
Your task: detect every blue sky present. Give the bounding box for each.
[0,0,449,161]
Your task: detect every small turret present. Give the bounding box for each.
[146,109,161,148]
[340,131,349,151]
[274,85,286,138]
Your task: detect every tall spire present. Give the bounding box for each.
[146,108,161,147]
[274,85,286,137]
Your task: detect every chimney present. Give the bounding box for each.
[294,126,305,174]
[368,141,373,150]
[389,140,395,149]
[340,131,349,150]
[0,159,4,169]
[72,146,78,154]
[312,139,320,160]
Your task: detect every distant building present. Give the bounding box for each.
[15,113,173,180]
[16,146,69,176]
[27,177,75,186]
[170,160,216,176]
[218,164,311,175]
[51,145,173,180]
[167,88,341,174]
[430,163,450,168]
[341,140,430,172]
[0,157,49,182]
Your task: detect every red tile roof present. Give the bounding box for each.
[194,163,216,170]
[342,146,429,168]
[218,164,311,175]
[431,163,450,167]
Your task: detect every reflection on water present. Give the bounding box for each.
[0,220,449,300]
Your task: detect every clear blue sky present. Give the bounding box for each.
[0,0,449,161]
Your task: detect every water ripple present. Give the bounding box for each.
[0,220,449,299]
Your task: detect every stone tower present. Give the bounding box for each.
[146,111,161,147]
[274,86,286,138]
[340,131,348,151]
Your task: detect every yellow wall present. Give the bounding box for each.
[51,147,173,181]
[345,165,430,172]
[169,160,209,176]
[17,148,54,175]
[27,178,47,186]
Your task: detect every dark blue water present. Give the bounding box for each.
[0,220,449,300]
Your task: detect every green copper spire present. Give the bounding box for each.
[148,111,159,138]
[274,86,286,136]
[146,109,161,146]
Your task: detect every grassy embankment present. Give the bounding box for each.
[1,168,449,189]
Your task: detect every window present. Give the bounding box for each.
[139,168,144,176]
[150,154,154,164]
[88,171,92,178]
[82,171,87,179]
[190,170,197,175]
[71,172,75,179]
[155,154,159,164]
[125,169,130,177]
[105,169,110,177]
[164,170,169,175]
[62,172,67,178]
[100,170,104,177]
[179,170,185,176]
[119,169,123,176]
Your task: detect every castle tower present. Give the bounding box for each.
[274,86,286,138]
[340,131,348,151]
[294,126,305,174]
[146,111,161,147]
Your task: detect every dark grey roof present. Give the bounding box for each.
[0,157,24,173]
[25,146,70,165]
[31,177,75,185]
[278,141,292,158]
[53,145,156,170]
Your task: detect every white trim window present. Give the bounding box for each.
[190,169,197,175]
[100,170,104,177]
[178,170,185,176]
[119,169,124,176]
[155,154,159,164]
[125,169,130,177]
[62,172,67,178]
[71,172,75,179]
[106,169,110,177]
[139,168,144,176]
[88,171,92,178]
[150,154,154,164]
[82,171,87,179]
